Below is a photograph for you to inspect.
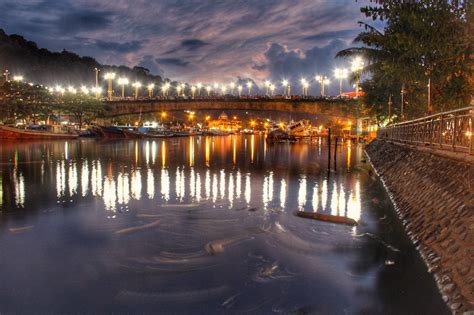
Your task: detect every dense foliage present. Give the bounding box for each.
[0,29,164,88]
[338,0,473,122]
[0,81,104,127]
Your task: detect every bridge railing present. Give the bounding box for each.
[377,106,473,155]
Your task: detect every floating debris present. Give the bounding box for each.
[295,211,358,226]
[9,225,34,234]
[114,219,160,235]
[116,286,229,304]
[205,235,254,254]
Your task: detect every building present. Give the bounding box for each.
[208,112,242,132]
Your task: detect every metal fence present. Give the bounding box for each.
[377,106,474,155]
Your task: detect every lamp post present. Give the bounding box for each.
[282,80,290,97]
[229,82,235,96]
[3,69,9,82]
[161,82,170,98]
[176,85,182,97]
[132,81,141,99]
[334,68,348,96]
[400,83,406,121]
[388,94,392,124]
[269,84,275,97]
[264,80,271,96]
[180,83,186,97]
[221,85,226,96]
[13,75,24,82]
[427,78,432,114]
[191,86,196,99]
[315,75,329,97]
[104,72,116,100]
[238,85,243,97]
[147,83,155,97]
[94,67,100,99]
[247,81,253,96]
[197,83,202,96]
[117,77,129,98]
[300,78,308,96]
[206,85,211,97]
[350,57,364,98]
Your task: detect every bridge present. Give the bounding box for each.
[103,98,358,118]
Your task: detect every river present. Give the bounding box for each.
[0,135,448,314]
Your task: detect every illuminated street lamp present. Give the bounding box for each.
[197,82,202,96]
[229,82,236,96]
[104,72,116,100]
[247,81,253,96]
[237,85,243,97]
[191,85,196,99]
[315,75,330,97]
[117,77,129,98]
[3,69,9,82]
[161,112,167,121]
[161,82,170,98]
[176,85,182,97]
[221,84,226,96]
[206,85,212,97]
[132,81,142,99]
[91,87,102,96]
[350,57,364,98]
[67,86,77,94]
[13,75,24,82]
[282,80,290,97]
[269,84,275,97]
[180,83,186,97]
[300,78,309,96]
[81,86,90,94]
[264,80,271,96]
[147,83,155,97]
[94,67,100,99]
[334,68,348,96]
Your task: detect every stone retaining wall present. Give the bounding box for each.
[366,139,473,314]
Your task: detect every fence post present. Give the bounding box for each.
[452,112,457,152]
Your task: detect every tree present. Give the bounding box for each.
[0,81,56,124]
[337,0,472,121]
[59,93,104,129]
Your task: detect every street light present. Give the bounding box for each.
[229,82,236,96]
[197,82,202,96]
[334,68,348,96]
[237,85,243,97]
[247,81,253,96]
[206,85,212,97]
[132,81,142,98]
[3,69,9,82]
[67,86,77,94]
[104,72,116,100]
[269,84,275,97]
[315,75,330,97]
[91,87,102,96]
[282,80,290,97]
[161,82,170,98]
[180,83,186,97]
[81,86,89,94]
[94,67,100,99]
[13,75,23,82]
[117,77,129,98]
[264,80,271,96]
[300,78,309,96]
[147,83,155,97]
[176,85,182,97]
[191,85,196,99]
[221,84,226,96]
[350,57,364,98]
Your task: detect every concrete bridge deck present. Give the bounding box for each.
[104,98,358,118]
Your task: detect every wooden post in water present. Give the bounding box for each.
[327,128,331,171]
[334,136,338,170]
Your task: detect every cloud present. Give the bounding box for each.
[55,9,114,33]
[138,55,164,76]
[95,40,146,53]
[156,58,189,67]
[181,39,209,50]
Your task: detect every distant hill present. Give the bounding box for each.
[0,29,164,89]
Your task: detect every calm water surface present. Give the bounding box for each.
[0,136,448,314]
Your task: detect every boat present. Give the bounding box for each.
[266,129,296,143]
[0,125,79,140]
[93,126,125,138]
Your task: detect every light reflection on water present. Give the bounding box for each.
[0,136,448,314]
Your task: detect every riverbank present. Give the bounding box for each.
[365,139,473,314]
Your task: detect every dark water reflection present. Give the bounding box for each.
[0,136,448,314]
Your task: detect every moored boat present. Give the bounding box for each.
[0,125,79,140]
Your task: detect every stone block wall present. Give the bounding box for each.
[366,139,473,314]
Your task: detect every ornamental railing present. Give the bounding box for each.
[377,106,474,155]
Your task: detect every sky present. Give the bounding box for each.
[0,0,379,94]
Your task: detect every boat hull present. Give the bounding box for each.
[0,126,79,140]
